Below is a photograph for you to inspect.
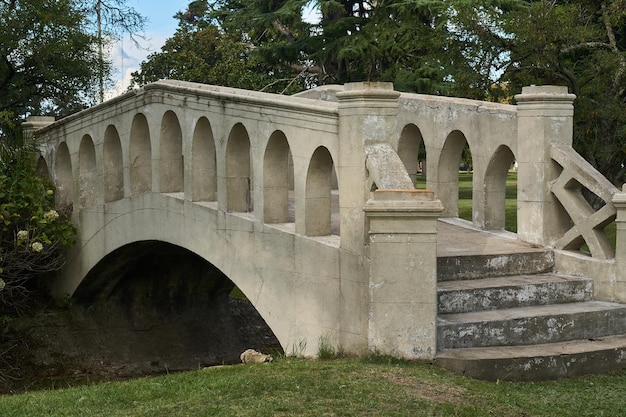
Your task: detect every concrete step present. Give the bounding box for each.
[437,274,593,314]
[437,250,554,281]
[437,301,626,349]
[435,335,626,381]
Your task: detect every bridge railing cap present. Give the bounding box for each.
[515,85,576,103]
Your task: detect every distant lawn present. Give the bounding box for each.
[417,172,518,232]
[419,172,617,247]
[1,357,625,417]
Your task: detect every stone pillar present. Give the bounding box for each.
[364,189,443,359]
[336,82,401,254]
[612,186,626,302]
[515,86,576,246]
[22,116,55,138]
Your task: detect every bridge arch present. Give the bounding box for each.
[483,144,516,231]
[438,130,470,218]
[305,146,335,236]
[263,130,292,223]
[225,123,252,212]
[159,111,183,193]
[78,135,98,208]
[71,239,281,366]
[129,113,152,196]
[55,142,73,209]
[36,155,51,180]
[397,123,426,187]
[103,125,124,203]
[191,117,217,202]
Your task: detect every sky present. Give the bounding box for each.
[104,0,191,99]
[104,0,320,100]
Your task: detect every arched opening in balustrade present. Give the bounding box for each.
[438,130,471,219]
[129,113,152,195]
[79,135,98,208]
[104,125,124,203]
[226,123,252,212]
[305,146,336,236]
[263,131,293,223]
[159,111,183,194]
[484,145,517,231]
[54,142,73,210]
[397,123,427,188]
[36,156,51,180]
[191,117,217,202]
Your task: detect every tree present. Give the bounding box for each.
[79,0,147,103]
[131,0,308,93]
[207,0,523,96]
[501,0,626,186]
[0,0,101,129]
[0,126,76,316]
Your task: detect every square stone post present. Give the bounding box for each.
[612,186,626,301]
[364,189,443,359]
[22,116,55,138]
[336,82,401,254]
[515,86,576,246]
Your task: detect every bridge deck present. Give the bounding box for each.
[437,218,546,257]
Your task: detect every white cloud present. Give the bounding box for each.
[104,31,169,100]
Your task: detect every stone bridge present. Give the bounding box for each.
[27,81,626,376]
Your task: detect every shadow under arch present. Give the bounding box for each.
[484,145,516,231]
[104,125,124,203]
[159,111,183,193]
[129,113,152,196]
[263,130,293,223]
[72,240,281,371]
[397,123,427,187]
[438,130,470,218]
[225,123,252,212]
[305,146,336,236]
[79,134,98,208]
[55,142,73,210]
[191,117,217,202]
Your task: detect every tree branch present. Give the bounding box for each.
[601,1,625,97]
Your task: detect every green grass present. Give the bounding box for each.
[1,357,625,416]
[417,172,518,232]
[425,172,617,245]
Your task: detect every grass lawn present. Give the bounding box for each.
[423,172,616,244]
[1,357,625,416]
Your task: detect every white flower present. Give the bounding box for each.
[46,189,54,196]
[0,278,5,291]
[44,210,59,221]
[31,241,43,252]
[17,230,29,241]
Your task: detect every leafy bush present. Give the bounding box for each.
[0,128,76,315]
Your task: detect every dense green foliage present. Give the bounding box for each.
[0,0,146,129]
[0,0,101,128]
[503,0,626,185]
[0,129,75,315]
[1,357,625,416]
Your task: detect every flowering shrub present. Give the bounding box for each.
[0,130,76,315]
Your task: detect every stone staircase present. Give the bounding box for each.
[434,220,626,381]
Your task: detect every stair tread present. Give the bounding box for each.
[437,273,590,292]
[438,301,626,324]
[436,334,626,360]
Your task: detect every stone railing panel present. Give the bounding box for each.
[550,143,618,259]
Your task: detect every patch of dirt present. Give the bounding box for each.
[369,368,470,404]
